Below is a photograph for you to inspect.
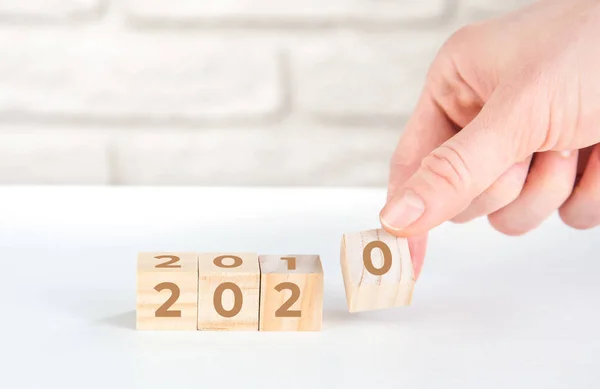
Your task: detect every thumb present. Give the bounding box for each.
[380,87,545,236]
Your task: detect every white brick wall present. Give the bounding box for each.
[112,126,401,186]
[293,32,447,120]
[0,129,109,184]
[0,0,101,19]
[0,0,533,186]
[461,0,536,19]
[0,30,282,120]
[125,0,449,23]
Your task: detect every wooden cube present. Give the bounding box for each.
[137,252,198,330]
[197,253,260,331]
[341,229,415,312]
[258,255,323,331]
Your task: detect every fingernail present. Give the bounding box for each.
[380,189,425,231]
[560,150,572,158]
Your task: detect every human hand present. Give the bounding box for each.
[383,0,600,277]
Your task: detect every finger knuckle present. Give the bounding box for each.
[441,24,480,55]
[420,145,472,194]
[429,24,481,84]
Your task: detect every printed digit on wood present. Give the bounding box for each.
[273,282,301,318]
[136,252,198,330]
[340,229,415,312]
[154,282,182,318]
[213,282,243,318]
[363,240,393,276]
[198,253,260,331]
[154,255,181,268]
[259,255,323,331]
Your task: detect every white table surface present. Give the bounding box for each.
[0,186,599,389]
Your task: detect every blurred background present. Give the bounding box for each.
[0,0,532,186]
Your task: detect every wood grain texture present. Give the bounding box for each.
[137,252,198,330]
[198,252,260,331]
[259,255,323,331]
[341,229,414,312]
